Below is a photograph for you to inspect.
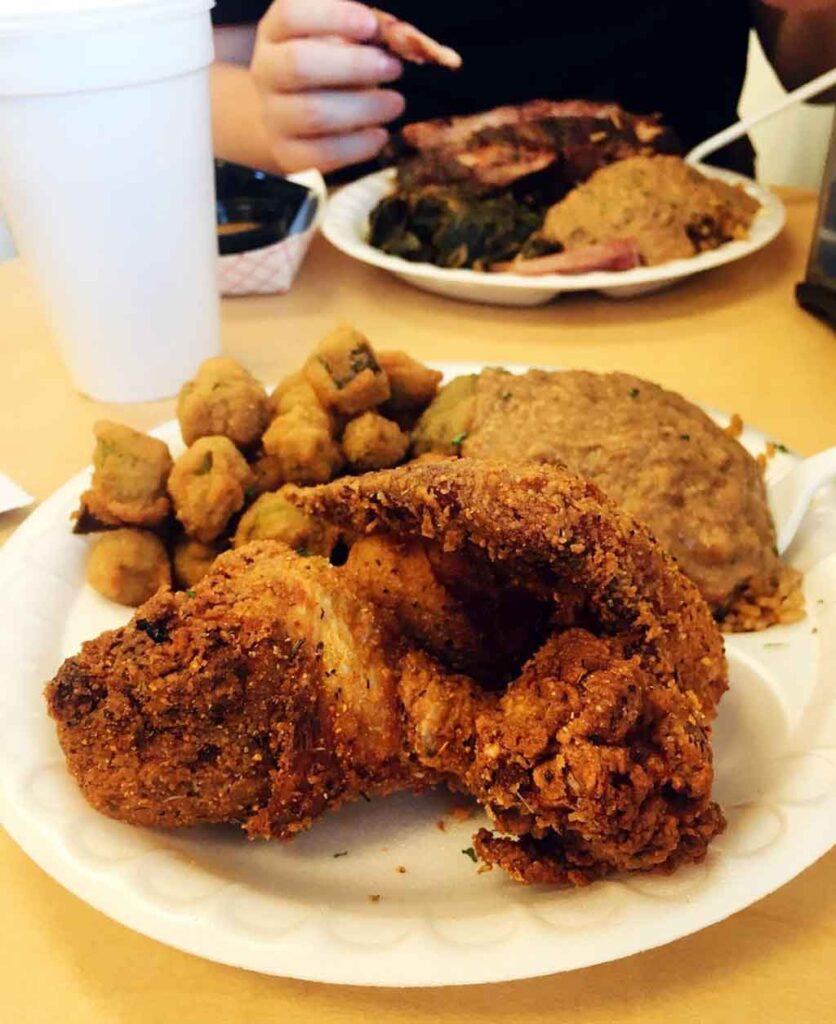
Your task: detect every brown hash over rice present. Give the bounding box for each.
[412,369,802,632]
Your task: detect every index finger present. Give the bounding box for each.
[260,0,379,43]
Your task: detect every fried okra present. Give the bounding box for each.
[172,536,225,589]
[248,450,285,496]
[167,436,253,542]
[342,411,410,471]
[177,357,271,449]
[262,405,344,485]
[411,374,478,456]
[86,529,171,607]
[269,371,327,419]
[303,324,390,416]
[233,485,339,556]
[75,420,173,530]
[378,351,442,424]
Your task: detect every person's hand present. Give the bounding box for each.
[250,0,405,173]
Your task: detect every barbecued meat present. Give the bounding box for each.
[392,99,680,195]
[370,9,462,70]
[369,100,680,270]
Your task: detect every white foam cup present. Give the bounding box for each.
[0,0,221,401]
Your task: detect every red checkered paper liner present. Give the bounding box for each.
[217,169,325,297]
[218,228,315,296]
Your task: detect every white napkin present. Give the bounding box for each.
[0,472,33,514]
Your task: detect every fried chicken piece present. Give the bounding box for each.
[345,534,548,682]
[47,461,726,885]
[47,544,438,833]
[296,459,727,716]
[75,421,173,531]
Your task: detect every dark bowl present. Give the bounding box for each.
[215,161,318,256]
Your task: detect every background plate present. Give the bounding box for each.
[0,363,834,987]
[322,168,786,307]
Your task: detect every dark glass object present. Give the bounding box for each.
[796,113,836,327]
[214,161,318,255]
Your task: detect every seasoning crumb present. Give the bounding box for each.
[395,865,407,874]
[368,894,381,903]
[450,803,473,822]
[477,863,493,875]
[436,819,447,832]
[333,850,348,858]
[812,627,819,635]
[725,413,743,439]
[462,847,478,863]
[628,387,640,399]
[680,433,690,441]
[185,589,196,598]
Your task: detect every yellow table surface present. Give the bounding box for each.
[1,188,834,1022]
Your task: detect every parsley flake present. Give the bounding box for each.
[462,847,478,863]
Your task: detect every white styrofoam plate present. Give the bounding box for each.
[322,167,786,306]
[0,363,834,987]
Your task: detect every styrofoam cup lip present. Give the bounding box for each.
[0,0,213,35]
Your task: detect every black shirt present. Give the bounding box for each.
[213,1,754,173]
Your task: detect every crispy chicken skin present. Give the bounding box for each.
[295,459,727,716]
[47,461,726,885]
[47,545,432,834]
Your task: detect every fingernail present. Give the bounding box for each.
[377,55,403,81]
[383,92,405,119]
[351,9,379,38]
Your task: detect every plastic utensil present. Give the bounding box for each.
[769,446,836,554]
[687,66,836,166]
